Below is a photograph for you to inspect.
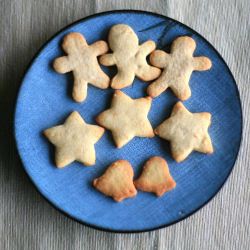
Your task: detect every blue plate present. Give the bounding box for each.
[14,10,242,232]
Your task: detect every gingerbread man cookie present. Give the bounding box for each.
[148,36,212,100]
[93,160,137,202]
[53,32,110,102]
[99,24,161,89]
[134,157,176,197]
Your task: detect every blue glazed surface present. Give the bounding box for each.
[15,11,242,232]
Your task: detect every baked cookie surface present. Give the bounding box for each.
[96,90,154,148]
[148,36,212,100]
[93,160,137,202]
[53,32,110,102]
[14,12,242,232]
[44,111,104,167]
[134,156,176,197]
[155,102,213,162]
[100,24,161,89]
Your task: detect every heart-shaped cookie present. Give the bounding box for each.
[93,160,137,202]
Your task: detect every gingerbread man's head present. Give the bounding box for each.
[108,24,139,54]
[62,32,88,54]
[172,36,196,55]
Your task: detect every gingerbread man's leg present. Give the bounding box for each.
[111,69,135,89]
[170,79,191,101]
[147,72,169,97]
[72,71,88,102]
[90,69,110,89]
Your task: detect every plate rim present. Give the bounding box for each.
[14,9,243,233]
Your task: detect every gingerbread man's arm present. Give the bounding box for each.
[136,41,161,81]
[170,80,191,101]
[53,56,73,73]
[138,40,156,56]
[136,65,161,82]
[193,56,212,71]
[147,74,169,98]
[149,50,170,68]
[111,69,135,89]
[99,53,116,66]
[90,40,109,56]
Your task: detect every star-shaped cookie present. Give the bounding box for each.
[148,36,212,100]
[93,160,137,202]
[134,156,176,197]
[155,102,213,162]
[53,32,110,102]
[44,111,105,168]
[96,90,154,148]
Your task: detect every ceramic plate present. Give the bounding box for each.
[14,10,242,232]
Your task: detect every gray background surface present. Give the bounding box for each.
[0,0,249,249]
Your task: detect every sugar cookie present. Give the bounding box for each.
[155,102,213,162]
[96,90,154,148]
[134,156,176,197]
[44,111,104,167]
[100,24,161,89]
[148,36,212,100]
[53,33,110,102]
[93,160,137,202]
